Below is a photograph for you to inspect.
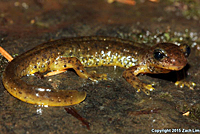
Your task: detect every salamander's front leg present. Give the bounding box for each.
[122,66,155,95]
[49,57,107,81]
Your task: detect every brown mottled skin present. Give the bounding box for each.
[2,36,188,106]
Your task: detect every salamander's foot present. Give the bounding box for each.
[137,84,155,95]
[88,71,107,81]
[34,72,44,79]
[175,80,196,90]
[122,66,156,95]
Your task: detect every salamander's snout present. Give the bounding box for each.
[151,43,189,71]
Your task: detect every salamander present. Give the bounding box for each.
[2,36,190,106]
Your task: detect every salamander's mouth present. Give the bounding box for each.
[161,65,186,70]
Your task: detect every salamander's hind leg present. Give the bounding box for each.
[34,72,44,79]
[86,70,107,81]
[123,66,155,95]
[49,57,107,81]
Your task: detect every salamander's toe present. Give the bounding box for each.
[175,80,196,90]
[88,71,107,81]
[139,84,155,95]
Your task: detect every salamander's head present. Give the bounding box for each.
[147,43,190,70]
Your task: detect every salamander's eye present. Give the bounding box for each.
[185,45,190,57]
[180,44,190,57]
[154,49,166,60]
[184,45,190,57]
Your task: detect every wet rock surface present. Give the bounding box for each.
[0,0,200,133]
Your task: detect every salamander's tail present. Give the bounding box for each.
[3,75,87,106]
[2,60,87,106]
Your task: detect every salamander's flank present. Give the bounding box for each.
[2,36,190,106]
